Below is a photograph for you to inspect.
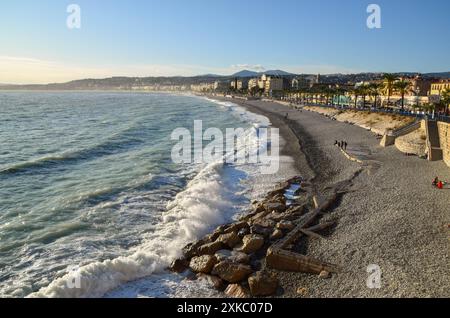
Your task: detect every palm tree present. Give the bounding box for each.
[360,84,370,109]
[383,73,398,106]
[394,80,412,110]
[351,87,360,108]
[368,83,382,109]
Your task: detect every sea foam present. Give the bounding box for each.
[29,98,271,298]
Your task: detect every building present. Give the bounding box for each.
[264,76,284,93]
[214,81,230,91]
[248,78,259,90]
[430,79,450,96]
[191,83,215,92]
[231,78,249,90]
[409,75,434,96]
[291,77,310,90]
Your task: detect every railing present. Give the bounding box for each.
[294,101,450,124]
[392,120,422,137]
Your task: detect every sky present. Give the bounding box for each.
[0,0,449,84]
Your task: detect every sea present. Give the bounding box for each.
[0,92,296,298]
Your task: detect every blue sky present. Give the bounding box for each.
[0,0,449,83]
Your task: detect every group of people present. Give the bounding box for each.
[432,177,447,190]
[335,140,348,151]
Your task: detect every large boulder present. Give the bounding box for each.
[197,241,225,256]
[223,221,249,234]
[182,240,205,259]
[189,255,218,274]
[276,221,295,231]
[250,225,273,238]
[215,250,250,264]
[264,202,285,213]
[238,234,265,254]
[252,218,276,229]
[270,229,284,240]
[214,250,233,262]
[237,227,250,239]
[216,232,241,248]
[169,258,189,273]
[224,284,251,298]
[248,271,279,296]
[211,261,253,283]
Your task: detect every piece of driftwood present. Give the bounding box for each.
[266,247,337,274]
[300,229,327,240]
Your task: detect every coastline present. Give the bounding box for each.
[177,95,450,298]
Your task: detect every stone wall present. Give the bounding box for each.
[437,122,450,167]
[394,129,426,157]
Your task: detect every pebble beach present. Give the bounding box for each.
[207,96,450,298]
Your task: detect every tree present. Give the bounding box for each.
[368,83,382,108]
[351,88,360,108]
[394,80,412,110]
[360,84,370,109]
[383,73,398,106]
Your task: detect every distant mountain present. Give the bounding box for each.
[230,70,260,78]
[194,74,224,78]
[262,70,296,76]
[423,72,450,79]
[1,71,448,91]
[230,69,296,78]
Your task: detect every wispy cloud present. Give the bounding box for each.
[231,64,266,72]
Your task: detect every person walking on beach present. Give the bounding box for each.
[285,113,289,120]
[344,141,348,150]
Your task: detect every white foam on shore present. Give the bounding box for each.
[30,160,243,298]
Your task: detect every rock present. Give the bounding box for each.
[270,229,284,240]
[224,221,249,234]
[197,241,225,256]
[212,261,253,283]
[224,284,251,298]
[297,287,308,297]
[248,271,279,296]
[250,224,273,238]
[237,227,250,238]
[196,273,225,291]
[253,204,265,214]
[182,241,204,259]
[215,250,251,265]
[252,218,276,228]
[250,211,270,223]
[189,255,218,274]
[276,221,295,231]
[216,232,241,248]
[264,202,285,213]
[238,234,265,254]
[169,258,189,273]
[215,250,233,262]
[229,251,251,265]
[319,270,331,279]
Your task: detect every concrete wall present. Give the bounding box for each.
[438,122,450,167]
[394,130,426,157]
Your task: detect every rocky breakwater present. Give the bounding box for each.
[169,175,346,298]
